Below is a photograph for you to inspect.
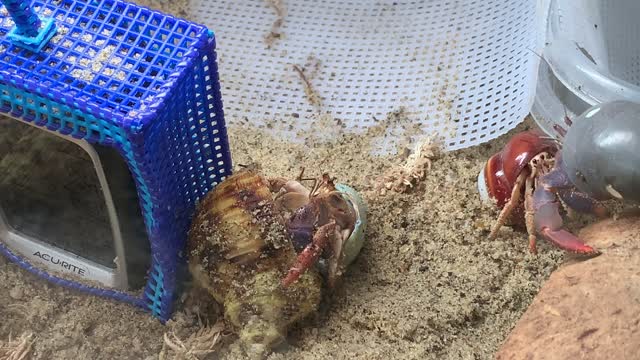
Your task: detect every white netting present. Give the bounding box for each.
[186,0,549,151]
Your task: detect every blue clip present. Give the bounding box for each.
[7,17,57,52]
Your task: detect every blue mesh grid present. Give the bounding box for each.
[0,0,232,322]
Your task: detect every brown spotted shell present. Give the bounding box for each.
[186,170,322,358]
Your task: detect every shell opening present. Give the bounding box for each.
[477,168,490,203]
[334,184,366,268]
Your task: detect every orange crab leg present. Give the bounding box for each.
[282,220,337,287]
[489,171,528,240]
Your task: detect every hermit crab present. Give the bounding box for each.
[269,170,366,288]
[479,100,640,256]
[478,130,601,255]
[186,169,366,357]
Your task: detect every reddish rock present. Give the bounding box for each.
[496,216,640,360]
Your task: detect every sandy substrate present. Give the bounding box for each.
[1,115,597,359]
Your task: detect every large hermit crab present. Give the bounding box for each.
[480,101,640,256]
[187,168,366,357]
[478,130,605,256]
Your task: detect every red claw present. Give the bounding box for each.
[532,179,600,256]
[537,228,599,256]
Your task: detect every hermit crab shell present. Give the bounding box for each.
[477,130,557,206]
[334,183,367,268]
[186,170,322,358]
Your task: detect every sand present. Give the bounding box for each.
[1,113,594,359]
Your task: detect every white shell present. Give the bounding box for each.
[335,183,366,267]
[477,167,491,203]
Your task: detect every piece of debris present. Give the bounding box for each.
[292,55,323,110]
[575,42,597,65]
[159,321,225,360]
[264,0,286,48]
[373,137,441,194]
[0,332,35,360]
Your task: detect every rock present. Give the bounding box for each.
[496,216,640,360]
[9,286,23,300]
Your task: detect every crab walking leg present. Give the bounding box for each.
[268,177,289,192]
[325,226,349,289]
[282,220,337,287]
[270,178,310,198]
[541,162,609,218]
[523,176,537,254]
[274,192,309,213]
[556,188,609,218]
[532,178,600,256]
[489,172,528,240]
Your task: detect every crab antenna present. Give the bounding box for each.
[538,135,563,147]
[296,167,306,181]
[309,178,320,197]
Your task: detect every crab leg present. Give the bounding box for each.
[489,172,528,240]
[270,176,311,214]
[325,226,352,289]
[541,160,609,217]
[282,220,337,287]
[270,178,310,197]
[531,178,600,256]
[556,188,609,218]
[274,192,309,213]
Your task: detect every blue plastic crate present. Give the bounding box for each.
[0,0,232,321]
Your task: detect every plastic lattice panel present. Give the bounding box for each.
[0,0,231,321]
[186,0,548,151]
[0,1,206,118]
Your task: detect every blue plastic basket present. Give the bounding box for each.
[0,0,232,321]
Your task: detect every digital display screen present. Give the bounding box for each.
[0,116,150,288]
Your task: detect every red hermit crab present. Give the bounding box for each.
[477,129,607,256]
[269,171,366,288]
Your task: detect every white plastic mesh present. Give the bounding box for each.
[187,0,548,151]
